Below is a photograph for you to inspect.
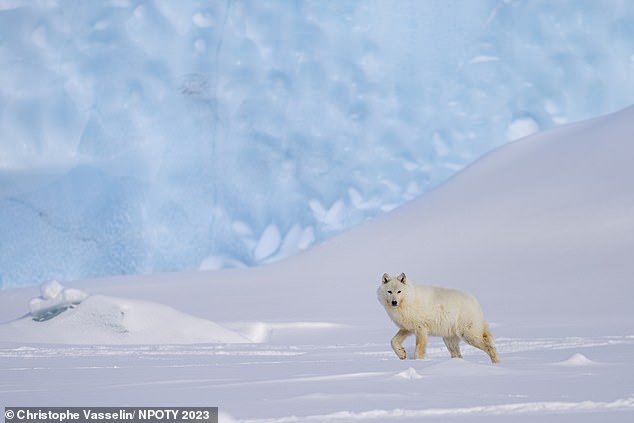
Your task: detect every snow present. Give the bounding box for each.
[3,1,634,286]
[1,105,634,421]
[554,353,600,367]
[235,396,634,422]
[394,367,424,380]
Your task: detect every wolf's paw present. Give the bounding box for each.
[394,348,407,360]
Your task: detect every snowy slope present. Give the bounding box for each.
[22,103,629,328]
[1,107,634,421]
[2,104,633,330]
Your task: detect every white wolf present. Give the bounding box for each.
[377,273,499,363]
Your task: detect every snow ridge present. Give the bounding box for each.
[239,397,634,423]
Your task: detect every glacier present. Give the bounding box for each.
[1,0,634,287]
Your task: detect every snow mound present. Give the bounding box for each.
[1,295,249,345]
[554,353,599,367]
[394,367,424,380]
[29,281,89,321]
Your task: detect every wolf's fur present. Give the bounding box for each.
[377,273,499,363]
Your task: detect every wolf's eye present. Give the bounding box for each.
[397,291,401,294]
[387,291,392,294]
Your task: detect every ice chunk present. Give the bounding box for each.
[29,281,89,322]
[40,280,64,299]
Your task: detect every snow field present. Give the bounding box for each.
[1,332,633,422]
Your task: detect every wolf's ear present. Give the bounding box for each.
[382,273,391,284]
[397,273,407,284]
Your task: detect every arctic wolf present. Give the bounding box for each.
[377,273,499,363]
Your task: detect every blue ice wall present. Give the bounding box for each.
[1,0,634,287]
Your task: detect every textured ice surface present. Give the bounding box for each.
[2,1,634,287]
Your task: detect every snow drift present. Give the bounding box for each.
[0,281,249,344]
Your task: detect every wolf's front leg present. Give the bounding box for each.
[414,327,428,359]
[391,329,411,360]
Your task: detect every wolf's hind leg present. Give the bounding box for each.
[443,336,462,358]
[463,328,500,364]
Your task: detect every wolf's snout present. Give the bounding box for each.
[391,300,398,307]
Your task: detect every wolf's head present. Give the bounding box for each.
[377,272,408,309]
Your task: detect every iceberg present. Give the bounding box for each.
[1,1,634,287]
